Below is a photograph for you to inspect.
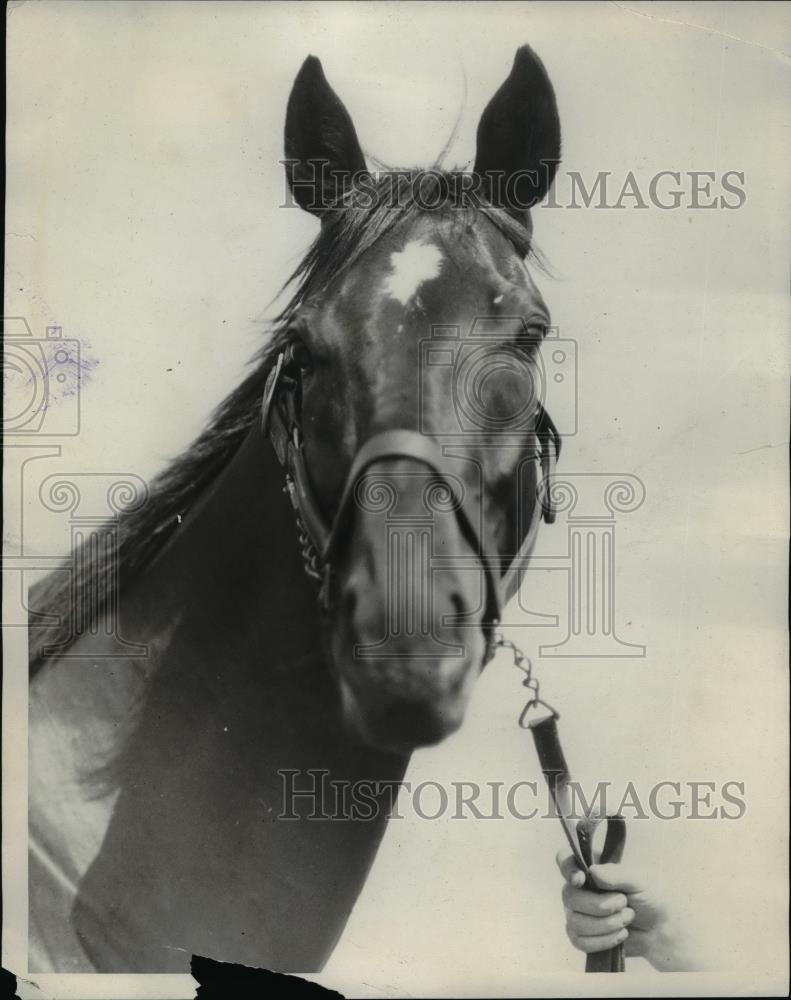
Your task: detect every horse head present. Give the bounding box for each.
[270,46,561,752]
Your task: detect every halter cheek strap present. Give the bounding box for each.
[261,351,560,663]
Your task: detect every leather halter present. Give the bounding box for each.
[261,349,561,664]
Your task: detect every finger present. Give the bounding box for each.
[588,863,646,895]
[568,927,629,955]
[562,884,628,916]
[566,906,634,938]
[555,848,586,887]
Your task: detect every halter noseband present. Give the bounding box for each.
[261,350,560,664]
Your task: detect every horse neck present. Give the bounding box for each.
[120,420,410,781]
[135,422,322,673]
[71,425,411,972]
[120,427,321,685]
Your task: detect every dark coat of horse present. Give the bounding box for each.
[28,44,562,972]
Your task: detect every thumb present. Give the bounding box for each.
[588,863,646,894]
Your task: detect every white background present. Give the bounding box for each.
[5,2,789,996]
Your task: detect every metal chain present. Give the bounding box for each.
[494,632,559,727]
[284,475,323,583]
[296,519,322,581]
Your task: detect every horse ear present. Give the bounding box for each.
[284,56,367,216]
[473,45,561,215]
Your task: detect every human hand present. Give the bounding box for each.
[556,847,699,971]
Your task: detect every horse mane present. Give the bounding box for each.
[29,171,543,671]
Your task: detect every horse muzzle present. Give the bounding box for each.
[337,659,480,752]
[328,459,491,751]
[334,628,487,752]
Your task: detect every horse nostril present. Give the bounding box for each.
[449,591,466,621]
[342,585,357,620]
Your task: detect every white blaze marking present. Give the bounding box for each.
[383,241,443,305]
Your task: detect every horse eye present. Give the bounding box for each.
[287,337,313,372]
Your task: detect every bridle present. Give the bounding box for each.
[260,345,561,665]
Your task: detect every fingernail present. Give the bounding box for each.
[616,929,628,943]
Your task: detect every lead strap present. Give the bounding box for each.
[502,641,627,973]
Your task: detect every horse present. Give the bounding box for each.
[28,44,563,973]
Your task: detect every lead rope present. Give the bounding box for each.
[495,631,627,974]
